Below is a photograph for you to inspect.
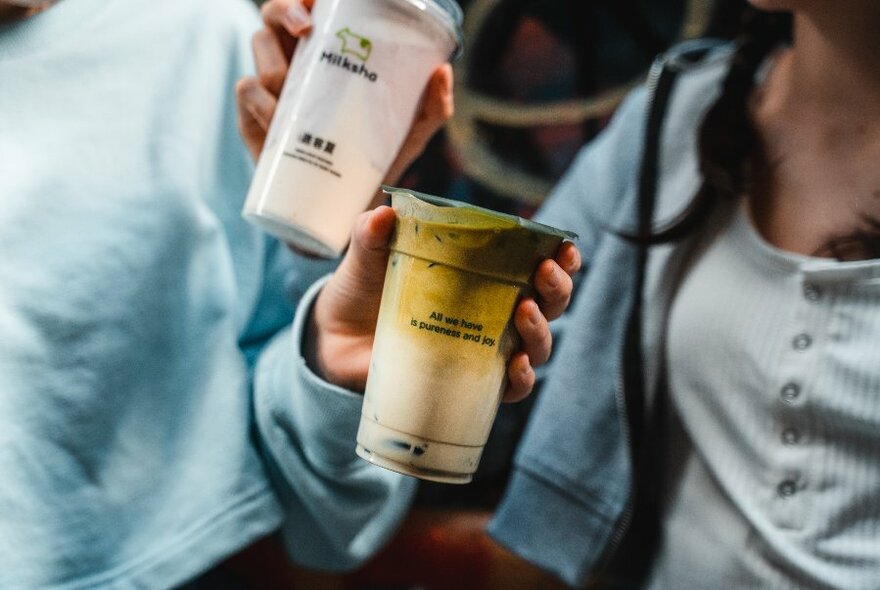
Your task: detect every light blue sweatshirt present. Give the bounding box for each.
[0,1,414,588]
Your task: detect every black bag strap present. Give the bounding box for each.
[601,43,717,588]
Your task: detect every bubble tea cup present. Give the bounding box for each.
[356,188,577,484]
[242,0,463,258]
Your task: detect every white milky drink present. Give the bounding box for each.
[242,0,462,258]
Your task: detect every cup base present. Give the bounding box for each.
[355,418,483,485]
[242,210,342,259]
[356,445,472,485]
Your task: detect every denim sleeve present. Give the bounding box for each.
[488,87,651,588]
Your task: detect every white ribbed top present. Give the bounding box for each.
[649,205,880,589]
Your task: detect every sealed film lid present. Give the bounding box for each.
[383,186,577,285]
[384,186,578,240]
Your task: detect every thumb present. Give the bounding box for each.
[318,206,396,331]
[349,205,397,259]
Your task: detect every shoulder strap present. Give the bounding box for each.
[601,43,716,587]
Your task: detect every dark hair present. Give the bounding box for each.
[642,7,792,244]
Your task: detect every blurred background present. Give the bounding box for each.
[219,0,741,587]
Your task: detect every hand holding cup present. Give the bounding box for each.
[236,0,454,187]
[236,0,459,258]
[308,191,580,482]
[307,206,579,400]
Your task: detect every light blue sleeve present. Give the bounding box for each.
[213,2,416,569]
[252,275,417,571]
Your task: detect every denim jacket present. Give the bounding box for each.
[488,40,737,588]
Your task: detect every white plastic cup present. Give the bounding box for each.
[242,0,463,258]
[356,188,577,484]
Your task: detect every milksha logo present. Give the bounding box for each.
[320,27,378,82]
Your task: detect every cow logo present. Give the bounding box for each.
[320,27,378,81]
[336,28,373,62]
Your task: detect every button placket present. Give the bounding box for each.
[792,275,829,354]
[769,275,826,530]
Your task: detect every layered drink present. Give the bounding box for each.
[356,188,577,483]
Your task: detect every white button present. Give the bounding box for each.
[782,428,800,445]
[803,283,823,302]
[778,480,798,498]
[793,333,813,351]
[781,383,801,402]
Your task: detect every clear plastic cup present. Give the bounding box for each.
[356,188,577,484]
[242,0,463,258]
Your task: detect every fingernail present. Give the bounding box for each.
[285,2,311,34]
[527,300,541,324]
[545,262,560,286]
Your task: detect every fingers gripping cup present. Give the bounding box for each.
[356,188,577,484]
[242,0,463,258]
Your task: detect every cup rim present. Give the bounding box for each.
[393,0,464,60]
[382,186,579,241]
